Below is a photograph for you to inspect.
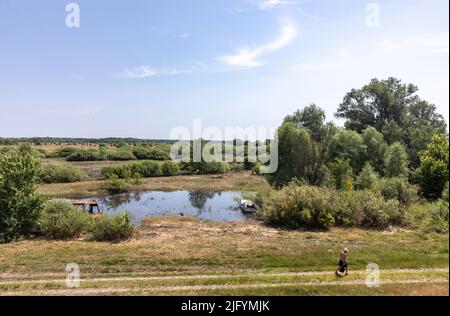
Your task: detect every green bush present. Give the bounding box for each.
[67,150,103,162]
[101,161,161,180]
[87,212,134,242]
[132,146,151,160]
[104,177,130,194]
[408,201,449,233]
[131,161,160,177]
[330,190,403,229]
[161,161,180,176]
[355,163,379,190]
[55,147,78,158]
[107,150,136,161]
[377,177,418,206]
[0,145,45,243]
[147,147,171,161]
[39,163,86,183]
[39,200,91,239]
[262,184,335,230]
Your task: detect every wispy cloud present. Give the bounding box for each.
[218,21,297,68]
[117,63,208,79]
[380,32,449,54]
[179,33,190,38]
[118,66,157,79]
[257,0,293,10]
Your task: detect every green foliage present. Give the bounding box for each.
[267,123,317,187]
[261,184,335,230]
[161,161,180,176]
[87,212,134,242]
[39,200,91,239]
[0,145,45,243]
[55,147,78,158]
[355,163,379,190]
[39,163,86,183]
[283,103,326,141]
[414,134,449,200]
[377,177,418,207]
[384,142,409,178]
[331,190,403,229]
[328,158,353,190]
[67,150,103,162]
[107,150,137,161]
[336,77,447,164]
[104,177,131,194]
[328,130,364,172]
[408,201,449,234]
[101,161,161,179]
[147,147,171,161]
[361,127,387,173]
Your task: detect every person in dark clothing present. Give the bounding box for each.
[335,248,349,276]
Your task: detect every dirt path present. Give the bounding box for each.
[0,267,447,296]
[1,278,448,296]
[0,267,448,285]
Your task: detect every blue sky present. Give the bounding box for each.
[0,0,448,139]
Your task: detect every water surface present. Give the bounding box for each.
[78,190,251,224]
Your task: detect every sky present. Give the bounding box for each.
[0,0,448,140]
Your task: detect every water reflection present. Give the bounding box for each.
[80,190,250,224]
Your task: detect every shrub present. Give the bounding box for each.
[329,158,353,190]
[131,161,160,177]
[409,201,449,233]
[132,146,151,160]
[87,212,134,242]
[330,190,403,229]
[161,161,180,176]
[55,147,78,158]
[262,184,335,230]
[39,200,91,239]
[39,163,86,183]
[377,177,418,206]
[147,147,171,161]
[107,150,136,161]
[414,134,449,200]
[0,145,45,243]
[104,177,130,194]
[67,150,102,162]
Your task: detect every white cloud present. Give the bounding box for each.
[119,66,157,79]
[292,62,336,71]
[380,32,449,54]
[218,22,297,68]
[179,33,190,38]
[257,0,292,10]
[118,63,208,79]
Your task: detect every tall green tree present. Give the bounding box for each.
[414,135,449,200]
[0,145,45,243]
[336,77,447,165]
[283,103,326,141]
[384,142,409,178]
[328,130,364,172]
[361,127,387,173]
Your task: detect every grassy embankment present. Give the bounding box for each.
[0,216,448,296]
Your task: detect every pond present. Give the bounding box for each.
[77,191,253,224]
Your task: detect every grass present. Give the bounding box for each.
[37,171,269,198]
[0,216,448,295]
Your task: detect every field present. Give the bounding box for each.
[0,216,448,296]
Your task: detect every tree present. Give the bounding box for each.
[384,142,409,178]
[329,158,354,191]
[268,123,315,187]
[328,130,364,173]
[0,145,45,243]
[336,77,447,164]
[361,127,387,173]
[414,135,449,200]
[355,163,379,190]
[284,103,326,141]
